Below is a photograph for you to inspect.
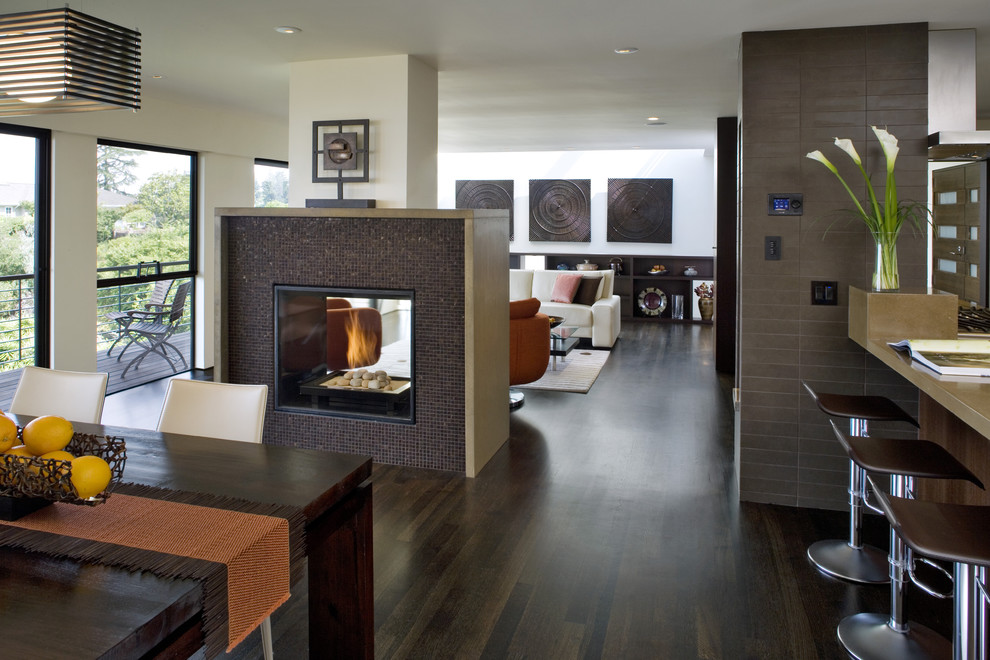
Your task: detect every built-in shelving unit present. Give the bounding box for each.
[511,254,715,323]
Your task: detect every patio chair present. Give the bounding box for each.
[120,281,191,379]
[156,378,272,659]
[105,279,174,358]
[9,366,109,423]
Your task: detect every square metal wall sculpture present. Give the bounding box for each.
[455,180,514,241]
[312,119,369,184]
[529,179,591,242]
[607,178,673,243]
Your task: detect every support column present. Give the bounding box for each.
[288,55,438,209]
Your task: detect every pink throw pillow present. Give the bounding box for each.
[550,273,583,303]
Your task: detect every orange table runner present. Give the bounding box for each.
[0,493,289,656]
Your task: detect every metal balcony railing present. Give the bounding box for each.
[0,273,35,371]
[0,263,193,372]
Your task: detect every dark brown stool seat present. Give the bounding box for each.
[813,391,922,426]
[803,382,919,585]
[832,421,985,660]
[872,490,990,660]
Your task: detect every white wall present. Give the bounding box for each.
[50,132,98,371]
[198,153,255,368]
[288,55,438,208]
[6,91,287,161]
[438,149,716,257]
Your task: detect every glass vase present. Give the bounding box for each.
[872,235,899,292]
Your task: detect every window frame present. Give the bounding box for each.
[95,138,198,289]
[0,121,52,367]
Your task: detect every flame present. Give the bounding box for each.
[345,311,378,368]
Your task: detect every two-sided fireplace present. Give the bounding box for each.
[275,285,414,423]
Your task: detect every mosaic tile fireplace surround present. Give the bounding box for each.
[215,208,509,476]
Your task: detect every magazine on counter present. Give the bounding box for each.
[888,338,990,377]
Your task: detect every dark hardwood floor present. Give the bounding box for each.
[120,322,952,659]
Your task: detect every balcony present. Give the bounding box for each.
[0,270,192,410]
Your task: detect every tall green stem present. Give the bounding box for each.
[873,235,899,291]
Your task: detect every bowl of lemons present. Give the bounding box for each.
[0,412,125,516]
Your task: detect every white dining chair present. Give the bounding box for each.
[156,378,273,660]
[8,366,110,424]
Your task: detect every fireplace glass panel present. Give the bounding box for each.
[275,285,413,422]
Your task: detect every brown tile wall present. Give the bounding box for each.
[221,214,467,472]
[739,24,928,509]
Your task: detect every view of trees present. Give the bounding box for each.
[96,145,192,277]
[0,206,34,277]
[255,166,289,207]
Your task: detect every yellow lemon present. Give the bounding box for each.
[2,445,35,487]
[40,450,75,479]
[70,455,112,499]
[0,414,17,453]
[22,415,73,456]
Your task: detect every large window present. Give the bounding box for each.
[0,123,50,383]
[96,141,196,391]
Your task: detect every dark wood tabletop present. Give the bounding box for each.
[0,417,374,660]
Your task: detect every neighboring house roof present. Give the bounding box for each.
[0,183,34,207]
[98,189,138,207]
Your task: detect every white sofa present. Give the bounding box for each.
[510,269,621,348]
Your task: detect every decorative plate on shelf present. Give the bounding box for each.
[637,287,667,316]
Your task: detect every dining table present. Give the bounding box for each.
[0,416,374,660]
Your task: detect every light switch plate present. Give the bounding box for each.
[765,236,781,260]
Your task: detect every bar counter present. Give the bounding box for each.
[849,286,990,505]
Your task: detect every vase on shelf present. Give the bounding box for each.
[698,298,714,321]
[872,234,899,292]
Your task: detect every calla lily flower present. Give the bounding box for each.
[833,138,861,165]
[872,126,899,174]
[806,150,838,174]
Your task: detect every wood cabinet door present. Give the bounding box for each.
[932,162,988,306]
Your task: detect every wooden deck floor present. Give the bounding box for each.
[0,331,191,410]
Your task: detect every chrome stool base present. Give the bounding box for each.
[838,613,950,660]
[808,539,890,584]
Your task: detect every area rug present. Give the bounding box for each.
[516,349,609,393]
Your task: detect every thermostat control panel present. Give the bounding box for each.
[768,193,803,216]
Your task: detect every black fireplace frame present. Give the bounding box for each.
[273,283,416,424]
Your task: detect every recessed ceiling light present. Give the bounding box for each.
[614,47,639,54]
[647,116,660,122]
[274,26,302,34]
[151,74,166,79]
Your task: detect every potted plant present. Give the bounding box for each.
[806,126,929,291]
[695,282,714,321]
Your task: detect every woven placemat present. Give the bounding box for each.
[0,489,300,658]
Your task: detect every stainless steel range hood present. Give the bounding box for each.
[928,131,990,161]
[928,30,988,161]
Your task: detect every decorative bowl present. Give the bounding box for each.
[547,316,565,328]
[0,432,126,510]
[575,262,599,271]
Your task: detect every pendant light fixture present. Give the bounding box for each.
[0,7,140,116]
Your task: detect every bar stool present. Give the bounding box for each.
[871,485,990,660]
[803,381,920,584]
[830,421,985,660]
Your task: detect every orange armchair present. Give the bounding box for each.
[509,297,551,408]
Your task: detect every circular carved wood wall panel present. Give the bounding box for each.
[607,178,673,243]
[529,179,591,242]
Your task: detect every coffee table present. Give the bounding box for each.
[550,326,579,370]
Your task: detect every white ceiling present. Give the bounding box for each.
[4,0,989,153]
